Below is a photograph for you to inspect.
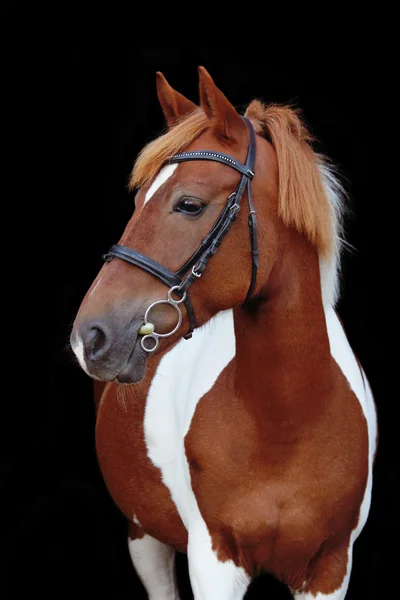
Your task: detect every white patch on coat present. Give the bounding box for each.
[292,307,377,599]
[144,164,178,205]
[143,310,235,527]
[318,161,347,308]
[132,514,141,527]
[293,546,353,598]
[70,336,91,376]
[324,305,377,521]
[144,310,250,596]
[128,534,180,600]
[141,302,375,597]
[70,335,103,381]
[188,517,250,599]
[89,276,102,297]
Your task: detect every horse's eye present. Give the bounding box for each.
[174,197,205,216]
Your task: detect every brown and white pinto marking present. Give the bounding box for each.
[70,67,377,599]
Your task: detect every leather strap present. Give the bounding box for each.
[103,117,258,341]
[174,117,258,301]
[103,245,198,338]
[104,245,181,289]
[176,191,238,277]
[167,150,255,179]
[242,118,259,302]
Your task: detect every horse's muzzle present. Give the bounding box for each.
[70,315,147,384]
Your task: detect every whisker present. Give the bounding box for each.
[338,237,358,254]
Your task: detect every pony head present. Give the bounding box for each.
[71,67,343,383]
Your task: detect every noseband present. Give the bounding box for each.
[103,117,258,352]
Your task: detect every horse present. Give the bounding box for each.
[70,66,377,599]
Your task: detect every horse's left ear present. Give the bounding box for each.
[198,66,245,142]
[156,72,197,128]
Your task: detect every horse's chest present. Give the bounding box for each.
[95,311,236,547]
[95,382,188,550]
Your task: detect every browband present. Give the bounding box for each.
[167,150,255,179]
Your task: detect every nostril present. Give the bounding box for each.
[85,325,108,361]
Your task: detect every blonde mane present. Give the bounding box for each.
[129,108,209,190]
[244,100,346,305]
[130,101,346,305]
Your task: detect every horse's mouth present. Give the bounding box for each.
[116,333,149,384]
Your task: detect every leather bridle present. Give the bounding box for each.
[103,117,258,352]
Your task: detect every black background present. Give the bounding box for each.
[2,5,394,599]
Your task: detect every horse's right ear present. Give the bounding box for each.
[156,72,197,128]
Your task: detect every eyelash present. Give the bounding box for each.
[173,197,205,216]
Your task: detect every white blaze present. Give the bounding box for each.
[144,164,178,205]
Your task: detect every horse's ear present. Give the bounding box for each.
[156,72,197,128]
[198,66,245,142]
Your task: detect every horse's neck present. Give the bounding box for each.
[135,238,333,436]
[234,239,332,430]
